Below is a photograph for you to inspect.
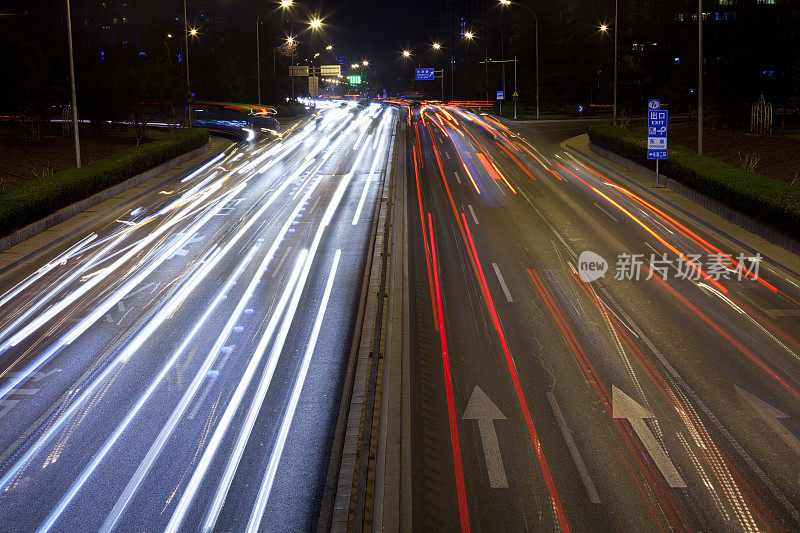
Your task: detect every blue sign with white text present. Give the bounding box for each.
[416,68,434,80]
[647,106,668,160]
[497,91,504,100]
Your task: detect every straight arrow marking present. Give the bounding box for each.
[612,385,686,488]
[736,385,800,457]
[463,386,508,488]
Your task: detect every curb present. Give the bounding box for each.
[0,140,212,254]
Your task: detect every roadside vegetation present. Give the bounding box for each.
[588,123,800,240]
[0,128,208,237]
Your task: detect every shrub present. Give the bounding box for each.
[587,123,800,240]
[0,128,209,237]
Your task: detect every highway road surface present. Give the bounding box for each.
[0,101,396,531]
[404,104,800,531]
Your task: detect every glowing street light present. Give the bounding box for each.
[286,36,295,45]
[351,63,359,68]
[432,42,441,50]
[362,60,369,66]
[402,50,411,57]
[464,31,474,40]
[280,0,293,8]
[599,24,608,32]
[189,28,198,36]
[309,17,322,30]
[499,0,511,4]
[326,44,333,50]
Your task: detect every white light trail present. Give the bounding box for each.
[244,249,340,533]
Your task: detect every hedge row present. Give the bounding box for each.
[0,128,209,237]
[587,123,800,240]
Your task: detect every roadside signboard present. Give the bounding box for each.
[647,103,668,160]
[415,68,434,80]
[320,64,341,76]
[497,90,504,100]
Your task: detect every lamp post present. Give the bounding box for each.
[464,31,488,102]
[501,0,539,119]
[698,0,703,155]
[613,0,618,125]
[182,0,194,125]
[65,0,81,167]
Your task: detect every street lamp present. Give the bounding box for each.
[363,60,369,66]
[280,0,293,7]
[65,0,81,167]
[463,30,489,102]
[309,17,322,30]
[432,42,441,50]
[501,0,540,119]
[326,44,333,51]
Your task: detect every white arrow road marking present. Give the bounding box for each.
[463,386,508,488]
[736,386,800,456]
[612,385,686,488]
[168,233,205,259]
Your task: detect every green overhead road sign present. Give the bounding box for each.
[348,75,362,85]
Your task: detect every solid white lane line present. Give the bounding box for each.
[467,204,479,225]
[492,263,513,302]
[593,202,619,223]
[454,171,462,184]
[546,392,601,504]
[243,250,340,533]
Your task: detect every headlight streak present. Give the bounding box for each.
[102,117,365,529]
[33,150,327,530]
[1,107,377,529]
[244,249,341,533]
[171,127,375,533]
[0,148,279,403]
[33,242,254,533]
[180,153,226,183]
[353,111,394,225]
[0,233,98,310]
[99,252,309,533]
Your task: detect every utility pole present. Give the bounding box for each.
[698,0,704,155]
[183,0,192,125]
[65,0,81,167]
[613,0,618,125]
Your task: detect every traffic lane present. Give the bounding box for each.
[0,107,390,528]
[440,110,796,524]
[0,107,371,449]
[412,115,573,531]
[0,129,333,453]
[416,116,675,530]
[227,108,397,532]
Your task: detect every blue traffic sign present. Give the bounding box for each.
[497,90,504,100]
[415,68,434,81]
[578,105,584,113]
[647,107,668,160]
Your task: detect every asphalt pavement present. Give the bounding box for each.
[0,101,396,532]
[404,104,800,531]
